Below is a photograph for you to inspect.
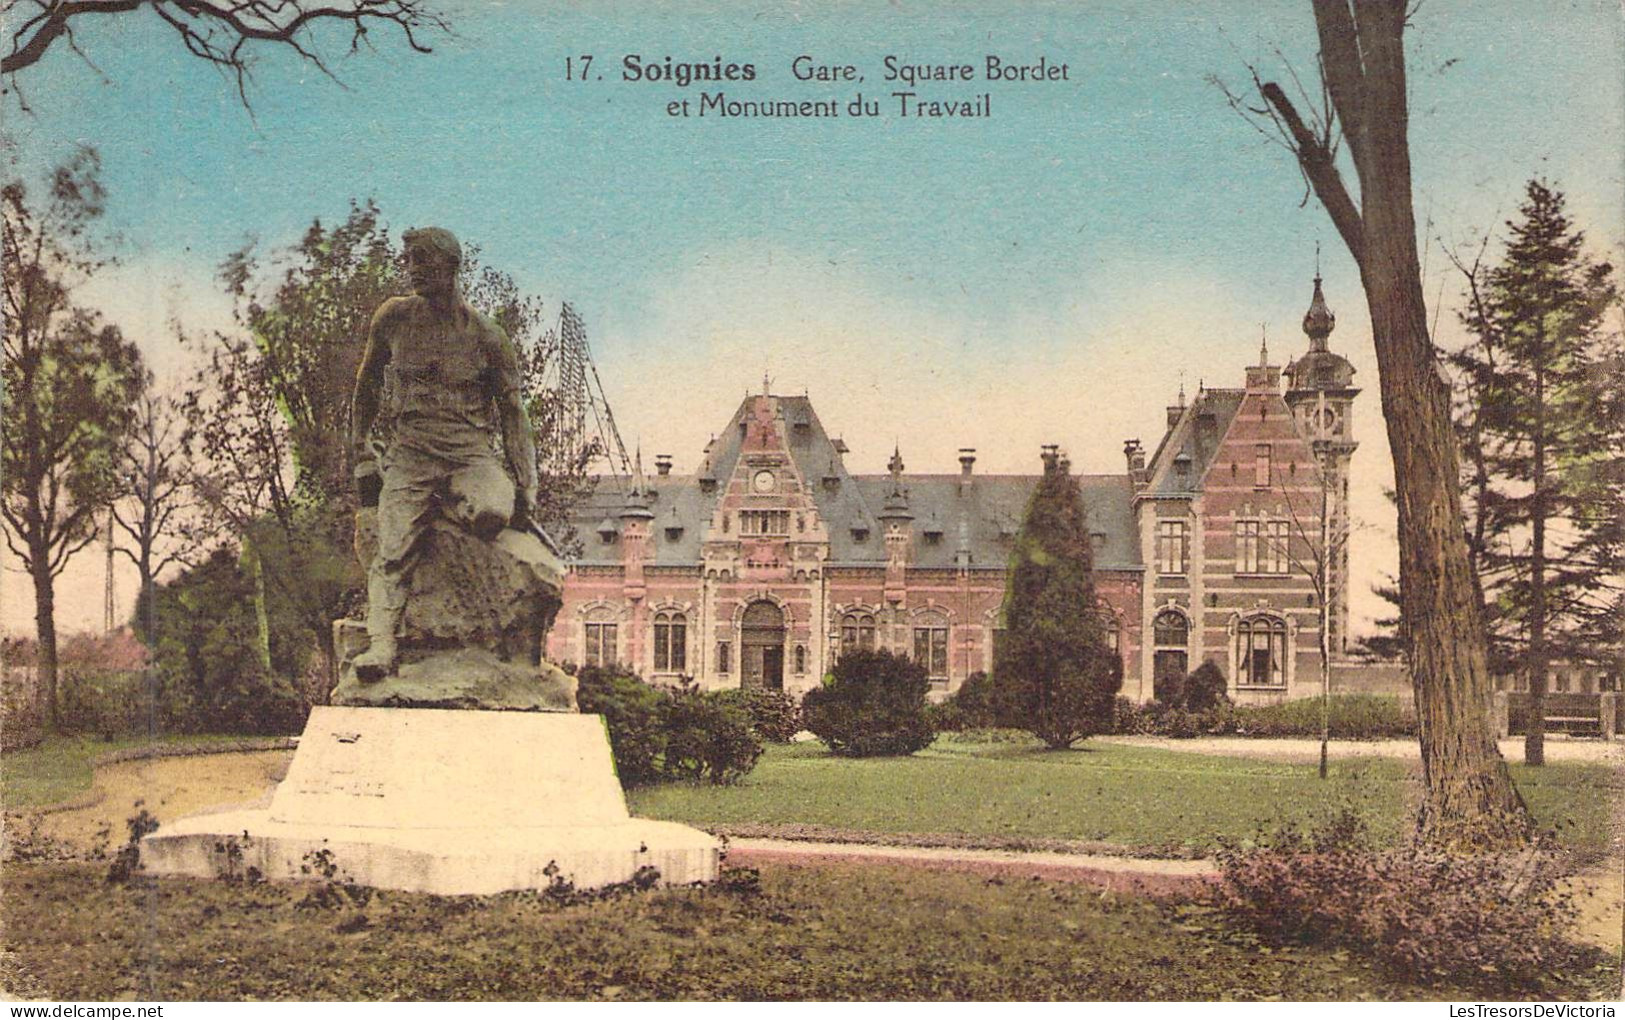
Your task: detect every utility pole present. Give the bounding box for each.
[1314,390,1333,780]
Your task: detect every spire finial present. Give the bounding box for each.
[1259,323,1269,366]
[1302,266,1336,350]
[1314,239,1321,280]
[1177,371,1186,408]
[762,369,772,396]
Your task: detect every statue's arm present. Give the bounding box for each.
[351,302,394,479]
[490,323,539,520]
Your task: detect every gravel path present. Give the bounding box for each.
[724,837,1216,895]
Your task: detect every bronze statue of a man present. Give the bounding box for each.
[350,227,539,681]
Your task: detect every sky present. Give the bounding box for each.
[5,0,1623,639]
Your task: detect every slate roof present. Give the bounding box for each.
[1143,387,1244,497]
[565,394,1142,571]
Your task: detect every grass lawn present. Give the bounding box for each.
[7,861,1609,1000]
[1,733,289,811]
[629,736,1620,858]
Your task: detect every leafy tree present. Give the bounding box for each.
[2,149,145,729]
[991,451,1121,749]
[111,380,198,624]
[802,649,935,757]
[132,545,309,734]
[1219,2,1530,847]
[1448,181,1622,766]
[3,0,451,110]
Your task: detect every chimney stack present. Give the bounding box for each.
[654,454,673,477]
[1124,439,1149,493]
[958,448,977,477]
[1040,444,1061,473]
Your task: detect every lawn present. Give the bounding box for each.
[629,736,1620,858]
[7,861,1610,1000]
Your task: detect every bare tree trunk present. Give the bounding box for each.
[245,537,274,672]
[1526,366,1548,766]
[1256,0,1530,847]
[29,543,59,732]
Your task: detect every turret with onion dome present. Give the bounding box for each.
[1284,274,1357,394]
[1281,269,1361,657]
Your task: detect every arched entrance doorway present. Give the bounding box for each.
[741,600,786,690]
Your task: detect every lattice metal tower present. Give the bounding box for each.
[529,303,632,482]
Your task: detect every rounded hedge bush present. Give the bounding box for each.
[802,649,935,757]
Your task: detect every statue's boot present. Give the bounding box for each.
[354,573,405,682]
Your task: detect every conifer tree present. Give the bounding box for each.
[1450,180,1622,765]
[992,450,1122,749]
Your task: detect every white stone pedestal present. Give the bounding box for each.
[140,707,720,895]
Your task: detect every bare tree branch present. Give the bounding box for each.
[2,0,453,110]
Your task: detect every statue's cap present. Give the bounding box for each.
[403,226,462,268]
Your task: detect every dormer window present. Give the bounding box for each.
[596,518,618,544]
[850,526,869,543]
[664,526,684,543]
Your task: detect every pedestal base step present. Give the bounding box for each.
[141,809,719,896]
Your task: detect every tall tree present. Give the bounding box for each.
[1223,2,1529,846]
[2,149,145,728]
[1449,181,1622,766]
[2,0,450,109]
[991,449,1121,750]
[112,379,198,615]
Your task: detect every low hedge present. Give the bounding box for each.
[1118,694,1416,740]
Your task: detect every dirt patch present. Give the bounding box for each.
[31,750,293,851]
[1567,865,1625,951]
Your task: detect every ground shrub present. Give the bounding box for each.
[575,665,668,786]
[575,667,766,785]
[930,671,997,732]
[1115,698,1235,738]
[1231,694,1415,739]
[1212,810,1594,992]
[1182,661,1229,712]
[725,686,800,743]
[1117,694,1415,740]
[662,683,764,784]
[802,649,935,757]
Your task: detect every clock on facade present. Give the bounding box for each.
[752,469,776,493]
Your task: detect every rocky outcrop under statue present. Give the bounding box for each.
[331,511,576,711]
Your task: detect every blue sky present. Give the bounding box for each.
[7,0,1624,635]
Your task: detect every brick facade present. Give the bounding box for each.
[549,277,1359,705]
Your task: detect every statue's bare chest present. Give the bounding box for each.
[387,312,488,388]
